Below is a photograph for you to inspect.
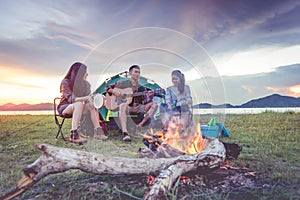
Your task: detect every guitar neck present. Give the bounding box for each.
[128,89,164,97]
[105,88,165,110]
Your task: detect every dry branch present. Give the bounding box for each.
[1,138,225,200]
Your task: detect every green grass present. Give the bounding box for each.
[0,112,300,199]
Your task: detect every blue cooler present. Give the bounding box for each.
[200,125,219,138]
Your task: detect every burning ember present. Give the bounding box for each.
[147,175,156,185]
[147,175,191,185]
[140,120,205,157]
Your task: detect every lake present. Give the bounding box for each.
[193,107,300,115]
[1,107,300,115]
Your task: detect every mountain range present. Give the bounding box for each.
[0,103,53,111]
[193,94,300,108]
[0,94,300,111]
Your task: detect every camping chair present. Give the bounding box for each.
[53,97,72,140]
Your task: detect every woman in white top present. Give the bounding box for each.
[160,69,193,134]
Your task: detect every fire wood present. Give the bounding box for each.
[155,144,185,158]
[1,138,226,200]
[145,138,226,199]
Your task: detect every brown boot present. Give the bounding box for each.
[94,127,108,141]
[70,129,87,144]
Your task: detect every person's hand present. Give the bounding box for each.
[107,88,113,93]
[148,90,154,98]
[181,100,187,105]
[107,88,121,97]
[84,94,94,109]
[108,88,117,96]
[88,94,94,103]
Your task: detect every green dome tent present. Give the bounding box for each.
[93,71,164,127]
[94,71,162,94]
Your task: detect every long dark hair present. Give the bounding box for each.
[172,70,185,93]
[60,62,90,96]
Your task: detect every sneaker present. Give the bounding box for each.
[94,127,108,141]
[122,133,131,142]
[94,134,108,141]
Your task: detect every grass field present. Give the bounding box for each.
[0,112,299,199]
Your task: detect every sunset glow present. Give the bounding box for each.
[0,66,61,105]
[215,46,300,76]
[289,85,300,97]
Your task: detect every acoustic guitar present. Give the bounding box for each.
[106,88,165,111]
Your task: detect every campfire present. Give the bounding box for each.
[139,117,206,158]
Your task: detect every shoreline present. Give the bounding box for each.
[1,107,300,115]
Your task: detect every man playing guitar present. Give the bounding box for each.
[106,65,158,142]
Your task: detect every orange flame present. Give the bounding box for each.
[185,123,204,154]
[147,175,155,185]
[157,121,204,154]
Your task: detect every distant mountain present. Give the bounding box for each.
[0,103,53,111]
[193,94,300,109]
[241,94,300,108]
[193,103,236,109]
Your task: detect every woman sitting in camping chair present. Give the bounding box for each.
[160,70,193,136]
[58,62,108,143]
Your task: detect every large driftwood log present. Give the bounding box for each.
[1,138,225,200]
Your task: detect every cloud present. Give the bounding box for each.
[0,0,299,104]
[185,64,300,105]
[213,45,300,76]
[0,1,74,40]
[0,37,88,75]
[203,0,300,54]
[221,64,300,104]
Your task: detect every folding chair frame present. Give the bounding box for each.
[53,97,72,140]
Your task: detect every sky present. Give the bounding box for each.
[0,0,300,106]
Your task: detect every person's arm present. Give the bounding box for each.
[140,86,154,104]
[106,82,123,97]
[61,79,76,103]
[106,88,122,97]
[61,79,90,103]
[185,85,193,105]
[74,95,91,103]
[176,85,193,106]
[147,90,154,100]
[165,87,173,109]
